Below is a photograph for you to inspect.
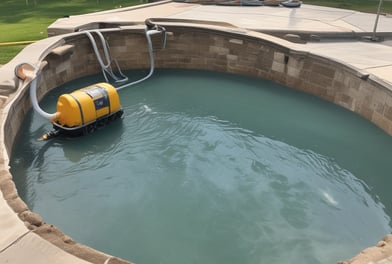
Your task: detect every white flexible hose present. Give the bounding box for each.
[15,62,57,120]
[85,30,128,83]
[22,26,166,121]
[29,76,57,120]
[116,29,163,91]
[17,63,58,121]
[85,31,111,70]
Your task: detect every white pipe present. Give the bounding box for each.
[22,26,165,121]
[85,31,111,69]
[85,30,111,82]
[25,64,58,120]
[85,30,128,83]
[116,29,163,91]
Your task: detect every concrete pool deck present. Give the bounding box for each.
[1,1,392,263]
[47,1,392,87]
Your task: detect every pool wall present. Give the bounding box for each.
[2,24,392,263]
[6,26,392,157]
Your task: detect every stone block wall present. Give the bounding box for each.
[67,27,392,135]
[6,25,392,155]
[153,27,392,135]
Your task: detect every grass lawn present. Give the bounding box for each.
[1,0,391,64]
[305,0,392,14]
[0,45,27,64]
[0,0,140,64]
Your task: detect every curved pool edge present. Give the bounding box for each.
[0,32,138,264]
[1,13,392,264]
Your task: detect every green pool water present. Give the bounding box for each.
[11,69,392,264]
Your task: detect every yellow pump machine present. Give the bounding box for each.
[55,83,122,129]
[42,83,124,140]
[15,20,167,140]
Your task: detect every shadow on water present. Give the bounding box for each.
[11,108,124,208]
[56,120,124,163]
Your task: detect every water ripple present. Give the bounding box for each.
[10,70,392,264]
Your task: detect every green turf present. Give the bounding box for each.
[0,46,26,64]
[305,0,392,14]
[0,0,141,42]
[0,0,391,64]
[0,0,140,64]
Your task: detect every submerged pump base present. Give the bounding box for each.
[40,110,124,140]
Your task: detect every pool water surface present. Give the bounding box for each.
[11,69,392,264]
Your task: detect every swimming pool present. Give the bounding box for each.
[11,69,392,264]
